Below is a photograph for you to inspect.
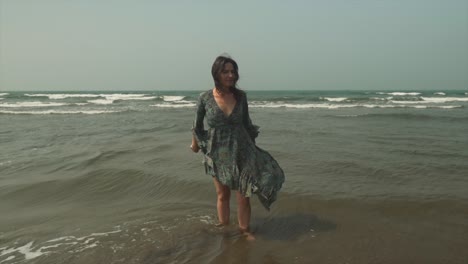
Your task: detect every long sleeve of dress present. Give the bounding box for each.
[192,94,208,154]
[242,94,260,142]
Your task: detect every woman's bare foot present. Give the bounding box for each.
[215,222,225,228]
[239,228,255,241]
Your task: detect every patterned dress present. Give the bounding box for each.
[192,90,285,210]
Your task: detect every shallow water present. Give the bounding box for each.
[1,90,467,263]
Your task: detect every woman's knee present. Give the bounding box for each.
[216,187,231,202]
[237,194,250,206]
[213,178,230,201]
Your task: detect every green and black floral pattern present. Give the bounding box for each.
[192,90,285,210]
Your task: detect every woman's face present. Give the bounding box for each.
[219,63,236,89]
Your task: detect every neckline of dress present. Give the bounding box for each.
[210,90,238,118]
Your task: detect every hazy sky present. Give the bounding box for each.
[1,0,467,91]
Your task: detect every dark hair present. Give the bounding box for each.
[211,55,242,99]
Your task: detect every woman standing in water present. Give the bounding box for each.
[191,55,284,239]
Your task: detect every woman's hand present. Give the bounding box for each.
[191,136,200,153]
[190,143,200,153]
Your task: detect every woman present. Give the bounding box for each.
[191,55,284,238]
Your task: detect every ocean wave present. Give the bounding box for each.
[25,93,101,99]
[0,241,44,261]
[268,96,319,102]
[434,92,446,96]
[377,92,421,96]
[249,103,462,109]
[388,97,468,104]
[362,104,461,109]
[0,210,220,263]
[146,99,465,109]
[387,96,422,101]
[420,97,468,103]
[250,103,336,109]
[177,100,196,103]
[323,97,347,102]
[0,109,123,115]
[0,102,68,108]
[0,93,9,96]
[390,101,425,104]
[161,96,185,102]
[25,93,157,102]
[86,95,157,105]
[106,95,156,101]
[332,113,460,120]
[0,228,122,262]
[151,103,196,108]
[88,99,114,105]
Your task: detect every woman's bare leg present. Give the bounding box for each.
[236,192,251,230]
[236,192,254,240]
[213,177,231,225]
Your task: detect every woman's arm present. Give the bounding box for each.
[191,93,207,153]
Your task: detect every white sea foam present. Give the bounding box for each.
[390,100,425,104]
[162,96,185,102]
[102,94,156,101]
[251,103,356,109]
[0,241,44,260]
[0,102,68,108]
[177,100,196,104]
[84,230,122,238]
[434,92,446,96]
[362,104,461,109]
[198,215,215,225]
[434,105,461,109]
[39,242,78,250]
[25,93,101,99]
[87,94,156,104]
[88,99,114,105]
[420,97,468,103]
[0,93,8,96]
[151,103,196,108]
[324,97,347,102]
[17,242,44,259]
[185,214,216,225]
[46,236,76,243]
[377,92,421,96]
[249,102,462,109]
[4,256,15,261]
[70,242,99,253]
[0,229,122,262]
[0,110,122,115]
[25,93,156,102]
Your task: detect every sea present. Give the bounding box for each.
[0,90,467,264]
